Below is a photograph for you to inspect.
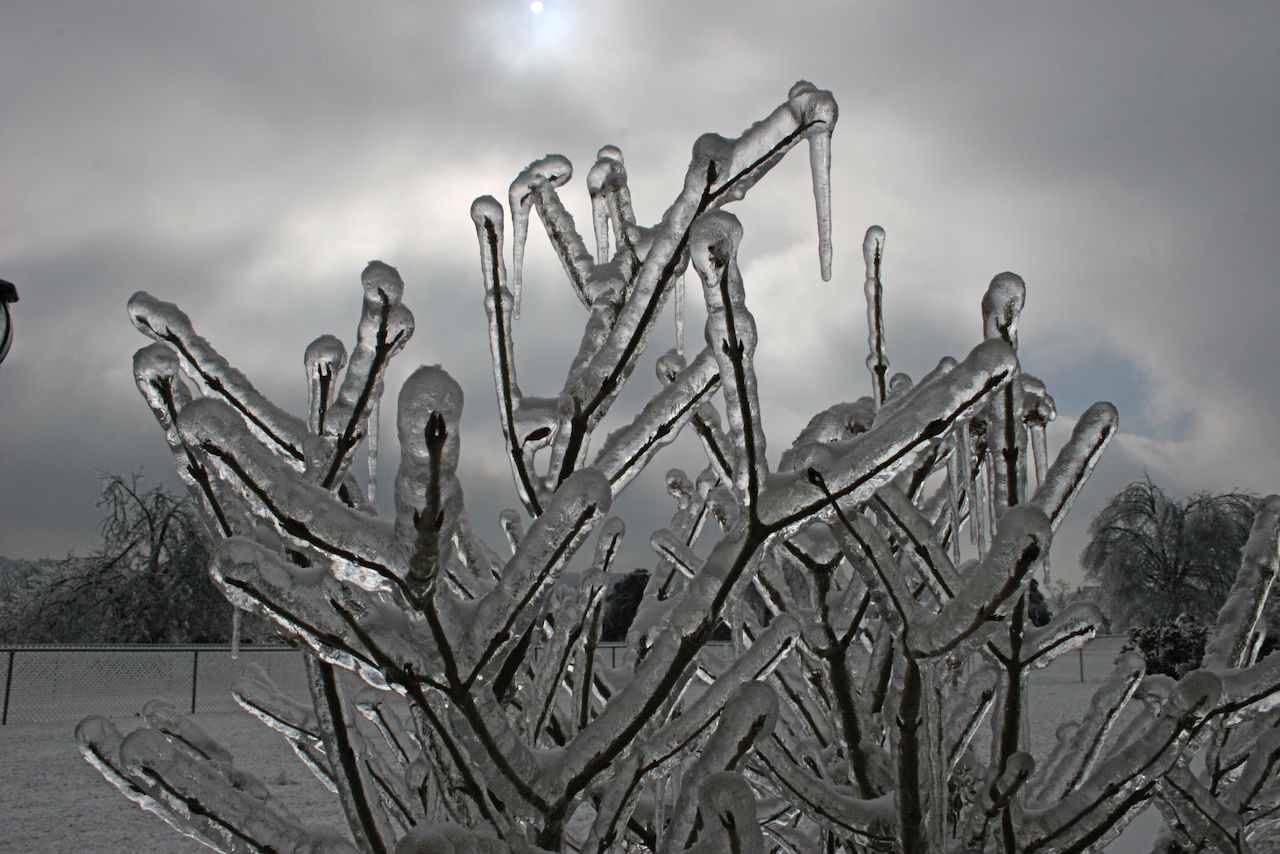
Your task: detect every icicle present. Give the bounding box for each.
[788,81,836,281]
[508,154,574,320]
[974,457,988,557]
[366,397,378,504]
[1024,419,1044,591]
[231,607,241,659]
[862,225,888,407]
[653,774,667,851]
[1029,421,1048,589]
[982,450,997,554]
[946,430,964,565]
[499,508,524,556]
[1029,423,1047,490]
[509,185,533,322]
[956,420,976,549]
[588,145,623,264]
[675,271,685,358]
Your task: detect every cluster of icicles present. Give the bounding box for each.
[75,80,1280,854]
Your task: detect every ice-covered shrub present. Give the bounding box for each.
[1125,614,1210,681]
[76,81,1280,854]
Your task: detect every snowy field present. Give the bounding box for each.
[0,676,1165,854]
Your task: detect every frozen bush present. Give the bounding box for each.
[78,82,1280,854]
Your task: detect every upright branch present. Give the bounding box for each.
[863,225,889,407]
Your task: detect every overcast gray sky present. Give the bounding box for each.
[1,1,1277,590]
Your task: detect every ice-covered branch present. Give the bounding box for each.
[691,212,767,510]
[129,291,309,466]
[310,262,414,492]
[1203,495,1280,671]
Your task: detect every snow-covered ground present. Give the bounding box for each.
[0,711,345,854]
[0,679,1161,853]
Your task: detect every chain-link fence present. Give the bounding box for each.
[840,635,1132,687]
[0,636,1134,725]
[0,644,306,725]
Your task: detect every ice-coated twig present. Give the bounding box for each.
[1025,401,1117,534]
[759,338,1017,534]
[1021,670,1224,853]
[692,211,767,509]
[311,262,414,492]
[132,342,244,538]
[750,737,897,846]
[1203,495,1280,671]
[389,366,467,605]
[862,225,889,407]
[129,291,310,466]
[306,655,396,854]
[987,600,1104,676]
[526,517,620,740]
[79,715,358,854]
[590,347,721,495]
[509,155,595,316]
[306,335,348,437]
[582,618,799,854]
[1156,763,1251,853]
[658,681,778,854]
[465,469,610,681]
[179,398,401,593]
[870,484,960,602]
[585,145,647,293]
[1029,653,1145,806]
[471,195,546,516]
[233,663,323,746]
[944,664,997,770]
[981,272,1027,514]
[910,504,1050,659]
[1222,718,1280,815]
[679,773,765,854]
[587,147,623,265]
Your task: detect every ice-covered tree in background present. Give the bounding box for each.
[76,82,1280,853]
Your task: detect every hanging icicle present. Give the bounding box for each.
[674,271,685,358]
[366,398,379,504]
[946,429,964,565]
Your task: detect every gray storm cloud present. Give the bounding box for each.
[1,0,1277,590]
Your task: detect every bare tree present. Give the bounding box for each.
[1083,475,1259,630]
[2,472,247,643]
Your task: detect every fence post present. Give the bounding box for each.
[2,649,14,725]
[191,649,200,714]
[1079,646,1085,683]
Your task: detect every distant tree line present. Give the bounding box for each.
[0,472,275,644]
